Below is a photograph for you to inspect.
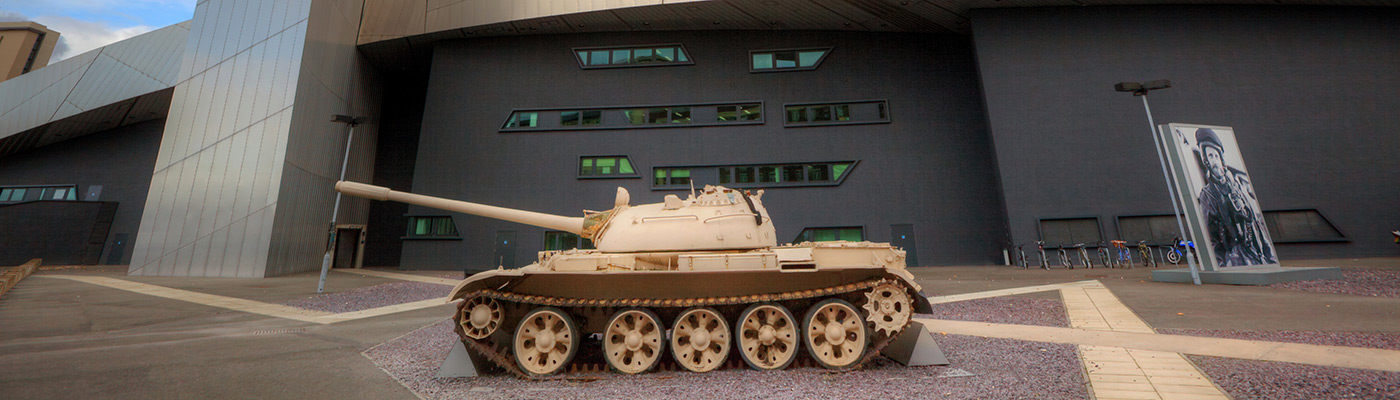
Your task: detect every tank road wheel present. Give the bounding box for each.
[670,307,730,373]
[863,282,913,336]
[458,296,503,340]
[736,302,799,370]
[803,299,868,369]
[603,308,665,374]
[513,307,578,377]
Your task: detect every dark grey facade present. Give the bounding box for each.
[394,30,1008,269]
[972,6,1400,258]
[0,119,164,265]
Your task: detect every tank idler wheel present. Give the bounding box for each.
[513,307,578,377]
[863,282,913,336]
[603,308,665,374]
[803,299,868,369]
[736,302,799,370]
[670,307,730,373]
[458,296,503,340]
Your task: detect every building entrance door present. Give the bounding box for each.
[891,224,918,267]
[332,225,365,269]
[493,230,516,268]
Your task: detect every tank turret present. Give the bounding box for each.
[335,181,776,252]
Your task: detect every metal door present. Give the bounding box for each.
[493,231,516,268]
[890,224,918,267]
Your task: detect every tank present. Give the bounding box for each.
[336,181,931,377]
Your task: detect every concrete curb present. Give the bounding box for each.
[0,258,40,298]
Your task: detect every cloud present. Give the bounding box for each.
[35,16,156,62]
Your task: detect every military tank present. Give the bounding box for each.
[335,181,931,378]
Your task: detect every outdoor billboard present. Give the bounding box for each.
[1159,123,1279,271]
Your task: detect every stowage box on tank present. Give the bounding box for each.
[336,181,930,377]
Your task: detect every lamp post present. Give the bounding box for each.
[1114,80,1201,285]
[317,114,370,293]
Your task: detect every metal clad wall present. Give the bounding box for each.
[972,6,1400,258]
[264,0,382,277]
[129,0,316,277]
[396,30,1006,270]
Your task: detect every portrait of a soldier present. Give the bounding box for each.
[1194,128,1276,267]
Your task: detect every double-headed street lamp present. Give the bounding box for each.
[317,114,371,293]
[1115,80,1202,285]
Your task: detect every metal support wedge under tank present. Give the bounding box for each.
[336,181,946,377]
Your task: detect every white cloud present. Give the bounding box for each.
[34,16,155,62]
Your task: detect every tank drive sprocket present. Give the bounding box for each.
[862,282,913,336]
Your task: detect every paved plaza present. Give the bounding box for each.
[1,260,1397,399]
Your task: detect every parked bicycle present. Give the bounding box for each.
[1137,240,1157,268]
[1036,240,1049,270]
[1111,240,1133,268]
[1074,242,1093,269]
[1097,241,1112,269]
[1058,243,1069,268]
[1165,236,1198,265]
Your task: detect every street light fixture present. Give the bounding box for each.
[1114,79,1202,285]
[317,114,371,293]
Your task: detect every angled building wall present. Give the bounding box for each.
[129,0,380,277]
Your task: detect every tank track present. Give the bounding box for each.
[453,277,912,380]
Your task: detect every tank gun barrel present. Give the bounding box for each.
[335,181,585,235]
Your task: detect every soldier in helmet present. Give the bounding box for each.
[1195,128,1274,267]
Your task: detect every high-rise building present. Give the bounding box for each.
[0,21,58,81]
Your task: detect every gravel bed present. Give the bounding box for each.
[364,319,1087,400]
[1269,268,1400,299]
[1157,329,1400,351]
[281,282,450,313]
[1188,355,1400,399]
[922,297,1068,327]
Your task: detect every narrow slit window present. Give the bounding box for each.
[751,48,831,72]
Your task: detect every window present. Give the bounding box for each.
[1117,215,1180,244]
[1038,218,1102,246]
[793,227,864,243]
[561,110,601,126]
[501,101,763,132]
[663,161,857,189]
[0,185,76,203]
[544,231,595,251]
[406,216,460,239]
[579,156,638,178]
[751,47,832,72]
[574,44,693,69]
[717,104,762,122]
[502,112,538,129]
[1264,209,1345,242]
[654,168,691,186]
[784,100,889,127]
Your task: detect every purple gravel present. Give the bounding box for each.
[1188,355,1400,400]
[364,319,1087,400]
[923,297,1068,327]
[1269,268,1400,299]
[281,282,450,313]
[1158,329,1400,352]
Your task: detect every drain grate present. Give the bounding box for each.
[250,328,306,335]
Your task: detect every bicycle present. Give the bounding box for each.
[1074,242,1093,269]
[1097,241,1111,269]
[1057,243,1073,269]
[1137,240,1157,268]
[1111,240,1133,268]
[1036,241,1049,270]
[1165,236,1198,265]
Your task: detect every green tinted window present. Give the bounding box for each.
[407,216,458,238]
[581,110,601,125]
[655,170,667,186]
[561,111,580,126]
[670,107,691,124]
[785,106,806,123]
[794,227,863,244]
[580,156,637,177]
[752,53,773,69]
[798,50,825,67]
[735,167,755,183]
[545,231,595,250]
[808,164,830,181]
[669,169,691,185]
[832,163,850,180]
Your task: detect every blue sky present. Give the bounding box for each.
[0,0,195,61]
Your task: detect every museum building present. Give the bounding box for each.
[0,0,1395,277]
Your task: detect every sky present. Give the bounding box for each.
[0,0,195,62]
